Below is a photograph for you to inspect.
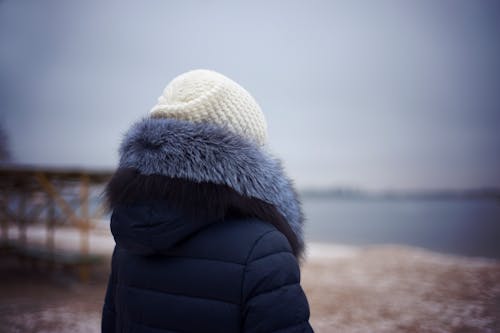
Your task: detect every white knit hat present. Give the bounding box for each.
[150,69,267,146]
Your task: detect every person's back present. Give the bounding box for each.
[102,70,314,333]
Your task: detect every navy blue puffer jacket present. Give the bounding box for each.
[102,202,313,333]
[102,118,313,332]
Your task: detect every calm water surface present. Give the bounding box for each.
[303,197,500,259]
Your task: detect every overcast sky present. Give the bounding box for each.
[1,0,499,190]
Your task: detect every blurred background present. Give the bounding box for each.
[0,0,499,332]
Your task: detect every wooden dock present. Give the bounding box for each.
[0,165,113,282]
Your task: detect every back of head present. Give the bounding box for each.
[108,69,304,257]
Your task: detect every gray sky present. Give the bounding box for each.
[1,0,499,190]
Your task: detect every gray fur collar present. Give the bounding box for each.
[119,118,304,247]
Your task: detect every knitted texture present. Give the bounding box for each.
[150,69,267,146]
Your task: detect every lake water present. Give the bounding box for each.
[303,197,500,260]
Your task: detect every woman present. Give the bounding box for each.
[102,69,313,333]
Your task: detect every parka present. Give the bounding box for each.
[101,117,313,333]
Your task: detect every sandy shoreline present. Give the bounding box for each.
[303,244,500,332]
[0,227,499,332]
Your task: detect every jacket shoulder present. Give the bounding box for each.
[166,218,292,265]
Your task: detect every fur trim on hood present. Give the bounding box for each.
[112,118,305,255]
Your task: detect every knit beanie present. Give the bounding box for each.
[149,69,267,146]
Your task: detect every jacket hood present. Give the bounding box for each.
[107,118,305,256]
[110,201,210,255]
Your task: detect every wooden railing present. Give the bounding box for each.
[0,165,113,282]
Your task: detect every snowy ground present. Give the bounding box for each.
[0,227,499,332]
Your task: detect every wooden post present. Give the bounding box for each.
[18,193,26,247]
[79,173,90,283]
[46,197,55,255]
